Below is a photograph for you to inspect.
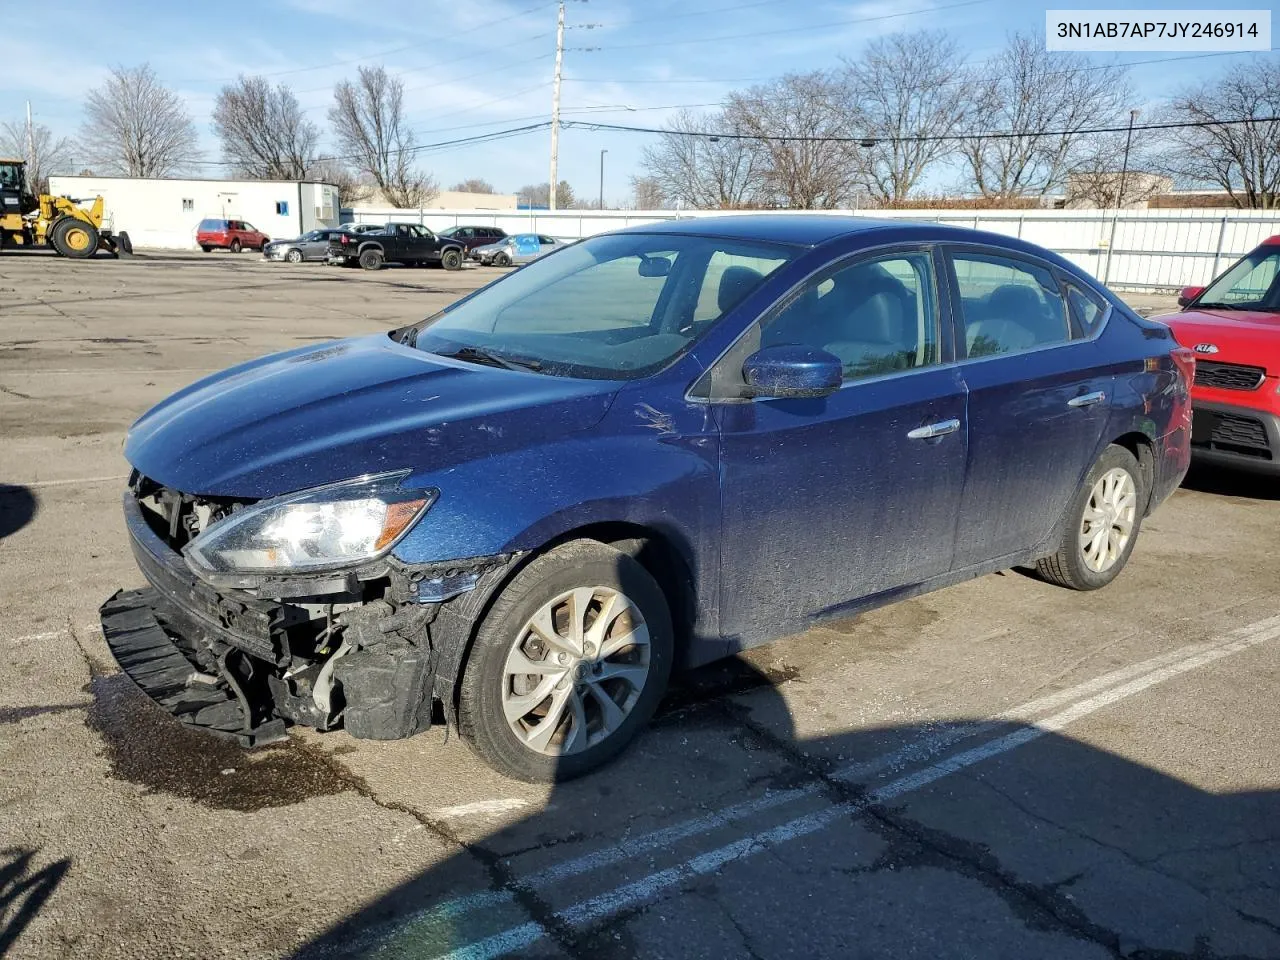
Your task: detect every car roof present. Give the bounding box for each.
[610,214,919,245]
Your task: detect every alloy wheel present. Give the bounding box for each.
[502,586,651,756]
[1079,467,1137,573]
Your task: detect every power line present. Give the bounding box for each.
[564,114,1280,145]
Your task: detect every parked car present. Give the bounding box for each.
[341,223,385,235]
[1161,236,1280,474]
[439,225,508,254]
[101,216,1193,782]
[196,218,269,253]
[474,233,563,266]
[327,222,466,270]
[264,229,349,263]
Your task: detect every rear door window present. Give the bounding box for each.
[950,252,1069,358]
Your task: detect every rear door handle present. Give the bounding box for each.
[907,418,961,440]
[1068,391,1106,408]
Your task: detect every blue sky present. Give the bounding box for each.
[2,0,1273,202]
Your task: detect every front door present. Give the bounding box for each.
[945,248,1114,567]
[713,248,969,648]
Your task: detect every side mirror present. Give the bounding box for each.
[742,345,842,399]
[638,256,671,278]
[1177,285,1205,309]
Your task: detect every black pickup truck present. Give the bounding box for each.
[327,223,466,271]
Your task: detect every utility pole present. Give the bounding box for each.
[1117,109,1138,209]
[549,0,565,212]
[599,148,607,210]
[25,101,35,170]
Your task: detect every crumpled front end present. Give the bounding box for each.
[100,474,516,747]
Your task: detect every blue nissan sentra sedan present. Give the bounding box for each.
[101,216,1194,781]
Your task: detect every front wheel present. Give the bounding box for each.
[285,248,303,263]
[494,251,512,267]
[441,248,463,271]
[50,217,100,258]
[1036,444,1144,591]
[458,540,673,782]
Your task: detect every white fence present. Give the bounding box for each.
[345,205,1280,293]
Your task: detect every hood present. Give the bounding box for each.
[126,334,620,498]
[1160,307,1280,370]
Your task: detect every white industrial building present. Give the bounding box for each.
[47,176,341,250]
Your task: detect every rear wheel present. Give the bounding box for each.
[459,540,673,782]
[229,238,242,253]
[200,244,212,253]
[50,218,99,259]
[441,248,463,271]
[285,248,303,263]
[359,248,384,271]
[1036,444,1143,591]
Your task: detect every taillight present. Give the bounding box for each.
[341,234,350,245]
[1171,345,1196,387]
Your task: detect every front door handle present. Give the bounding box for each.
[1067,391,1106,408]
[907,418,961,440]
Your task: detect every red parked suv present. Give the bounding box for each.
[196,218,269,253]
[1161,236,1280,475]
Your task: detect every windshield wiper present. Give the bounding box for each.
[1195,301,1258,311]
[439,345,543,372]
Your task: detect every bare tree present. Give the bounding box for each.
[517,181,576,208]
[80,64,200,177]
[450,178,495,194]
[330,66,437,208]
[725,72,861,208]
[213,76,318,179]
[308,159,373,208]
[629,175,667,209]
[639,108,766,209]
[959,35,1131,199]
[1158,59,1280,208]
[841,32,970,203]
[0,120,74,194]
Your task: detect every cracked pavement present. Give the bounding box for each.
[1,250,1278,959]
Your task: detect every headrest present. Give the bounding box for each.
[718,265,765,314]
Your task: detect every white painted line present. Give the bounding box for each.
[434,799,530,820]
[19,475,128,489]
[3,630,64,645]
[413,616,1280,960]
[385,630,1252,936]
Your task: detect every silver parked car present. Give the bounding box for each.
[473,233,563,266]
[264,229,349,263]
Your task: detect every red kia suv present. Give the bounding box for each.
[196,218,269,253]
[1161,236,1280,475]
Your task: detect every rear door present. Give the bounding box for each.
[945,246,1114,567]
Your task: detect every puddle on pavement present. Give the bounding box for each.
[87,674,353,812]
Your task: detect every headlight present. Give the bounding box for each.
[184,471,434,578]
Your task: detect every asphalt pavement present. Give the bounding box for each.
[1,249,1277,960]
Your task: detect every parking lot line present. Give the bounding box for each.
[23,475,128,489]
[398,614,1280,960]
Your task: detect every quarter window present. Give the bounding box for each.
[1064,282,1107,337]
[761,252,940,382]
[952,253,1069,358]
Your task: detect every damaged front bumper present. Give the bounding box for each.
[101,487,517,747]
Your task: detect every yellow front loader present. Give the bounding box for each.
[0,157,128,258]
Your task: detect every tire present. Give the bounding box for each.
[359,248,384,271]
[441,248,463,271]
[117,231,133,255]
[285,248,303,263]
[50,218,99,259]
[459,539,674,782]
[201,245,212,253]
[1036,444,1144,591]
[494,252,512,267]
[229,239,242,253]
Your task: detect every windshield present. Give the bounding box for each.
[1198,247,1280,311]
[300,230,321,240]
[408,232,795,379]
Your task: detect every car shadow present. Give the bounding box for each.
[1181,463,1280,501]
[292,651,1280,959]
[0,848,71,957]
[0,485,37,542]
